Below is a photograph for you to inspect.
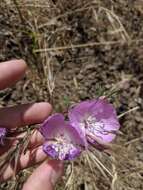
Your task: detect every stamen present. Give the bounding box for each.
[81,115,116,136]
[47,134,79,160]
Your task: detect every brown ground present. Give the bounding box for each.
[0,0,143,189]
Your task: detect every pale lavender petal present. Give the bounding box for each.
[69,101,94,145]
[89,99,119,121]
[39,113,65,139]
[63,124,85,148]
[69,100,94,123]
[40,113,85,147]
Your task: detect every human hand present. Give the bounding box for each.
[0,60,63,190]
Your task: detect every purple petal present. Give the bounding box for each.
[40,113,85,147]
[43,143,59,159]
[69,101,94,145]
[43,141,81,160]
[69,100,94,123]
[0,127,7,145]
[89,99,119,121]
[39,113,65,139]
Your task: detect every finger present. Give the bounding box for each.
[0,60,27,90]
[0,130,44,156]
[15,130,44,149]
[0,102,52,128]
[19,130,44,149]
[0,146,47,181]
[22,160,64,190]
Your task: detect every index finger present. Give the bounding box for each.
[0,60,27,90]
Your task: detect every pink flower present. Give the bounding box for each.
[40,114,85,160]
[68,99,120,148]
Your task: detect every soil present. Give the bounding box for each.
[0,0,143,189]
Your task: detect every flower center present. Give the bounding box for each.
[48,134,78,160]
[83,115,109,135]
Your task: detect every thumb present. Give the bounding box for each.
[22,160,64,190]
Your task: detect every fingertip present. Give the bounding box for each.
[4,59,27,73]
[23,102,52,124]
[15,59,27,72]
[0,102,52,128]
[37,102,53,119]
[0,59,27,90]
